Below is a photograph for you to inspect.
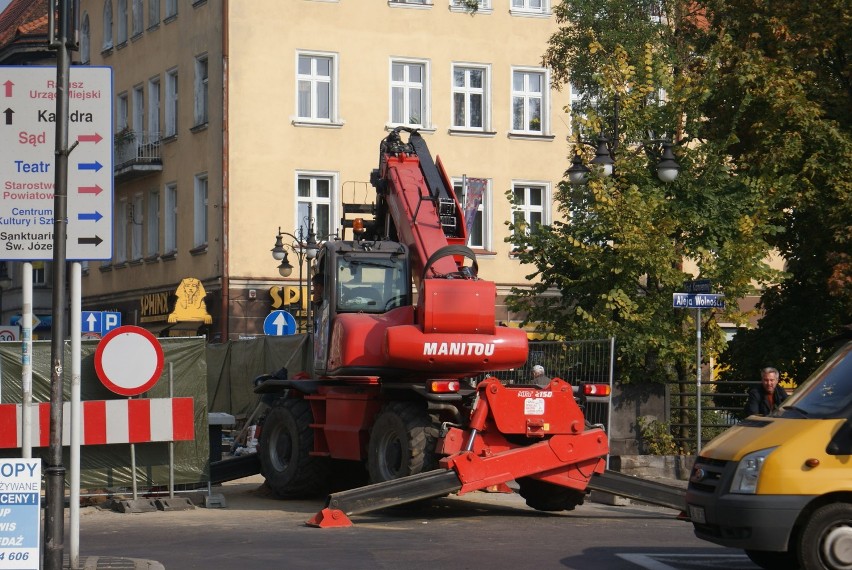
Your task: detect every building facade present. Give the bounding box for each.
[67,0,570,341]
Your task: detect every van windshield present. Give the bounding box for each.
[779,342,852,419]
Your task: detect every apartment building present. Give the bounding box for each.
[66,0,571,340]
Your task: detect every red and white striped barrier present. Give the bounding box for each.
[0,397,195,448]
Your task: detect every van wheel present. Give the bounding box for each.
[798,502,852,570]
[368,402,438,483]
[744,549,798,569]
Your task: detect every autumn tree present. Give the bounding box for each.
[511,0,851,397]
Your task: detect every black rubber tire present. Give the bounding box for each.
[258,399,329,498]
[516,477,586,512]
[367,401,439,483]
[745,549,799,570]
[798,502,852,570]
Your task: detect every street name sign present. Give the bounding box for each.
[672,293,725,309]
[0,66,113,260]
[682,279,712,294]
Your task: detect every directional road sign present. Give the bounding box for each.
[82,310,121,335]
[264,310,297,336]
[0,66,113,260]
[673,293,725,309]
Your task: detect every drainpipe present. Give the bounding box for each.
[220,0,230,342]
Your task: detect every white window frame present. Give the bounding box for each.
[453,177,492,250]
[450,0,492,14]
[131,193,143,260]
[450,63,491,133]
[32,262,46,286]
[148,76,161,138]
[510,67,550,136]
[389,0,432,8]
[116,0,128,44]
[389,58,431,129]
[295,171,337,241]
[164,183,177,254]
[131,0,143,36]
[165,68,178,137]
[193,174,208,248]
[116,92,128,130]
[512,181,551,238]
[116,197,128,263]
[146,189,160,257]
[194,54,209,126]
[295,51,340,126]
[132,84,143,133]
[148,0,160,28]
[102,0,113,50]
[510,0,549,17]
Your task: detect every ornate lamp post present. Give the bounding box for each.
[566,95,680,185]
[270,219,319,333]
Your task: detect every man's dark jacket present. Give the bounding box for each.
[745,384,789,416]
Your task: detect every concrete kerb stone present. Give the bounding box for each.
[64,556,165,570]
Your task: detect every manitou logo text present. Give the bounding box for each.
[423,342,495,356]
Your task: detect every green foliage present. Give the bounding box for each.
[510,0,851,392]
[637,416,680,455]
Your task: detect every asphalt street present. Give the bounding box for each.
[59,475,762,570]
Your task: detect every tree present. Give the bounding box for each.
[509,0,779,391]
[697,0,852,386]
[513,0,851,395]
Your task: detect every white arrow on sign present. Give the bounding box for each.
[85,312,98,332]
[272,312,288,335]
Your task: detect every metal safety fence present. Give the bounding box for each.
[481,338,615,433]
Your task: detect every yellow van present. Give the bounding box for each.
[685,339,852,570]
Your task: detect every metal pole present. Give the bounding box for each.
[696,308,702,452]
[21,263,33,458]
[69,262,81,569]
[606,336,615,469]
[45,0,72,565]
[169,362,175,499]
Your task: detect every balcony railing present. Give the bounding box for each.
[114,130,163,181]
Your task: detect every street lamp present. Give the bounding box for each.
[566,95,680,185]
[270,219,319,333]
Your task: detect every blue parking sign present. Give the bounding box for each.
[82,311,122,334]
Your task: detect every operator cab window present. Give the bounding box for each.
[336,256,408,313]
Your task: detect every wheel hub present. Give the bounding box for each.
[822,524,852,569]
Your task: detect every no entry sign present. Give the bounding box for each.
[94,326,164,396]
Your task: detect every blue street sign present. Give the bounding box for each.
[673,293,725,309]
[82,311,122,334]
[103,311,121,333]
[264,310,297,336]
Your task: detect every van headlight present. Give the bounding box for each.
[730,447,777,494]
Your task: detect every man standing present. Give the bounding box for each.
[531,365,550,388]
[745,367,788,416]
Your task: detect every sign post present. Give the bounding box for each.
[674,282,724,452]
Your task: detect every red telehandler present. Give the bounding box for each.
[250,128,613,527]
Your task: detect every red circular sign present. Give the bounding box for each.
[94,325,164,396]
